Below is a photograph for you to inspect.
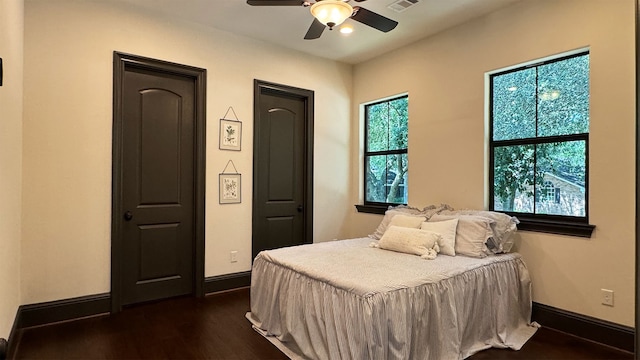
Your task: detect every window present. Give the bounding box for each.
[542,180,559,204]
[363,95,408,209]
[489,52,593,236]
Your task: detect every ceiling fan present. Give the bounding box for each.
[246,0,398,40]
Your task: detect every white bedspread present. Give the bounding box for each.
[248,237,537,360]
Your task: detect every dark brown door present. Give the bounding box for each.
[112,53,206,309]
[252,81,314,259]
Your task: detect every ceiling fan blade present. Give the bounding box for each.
[304,18,326,40]
[246,0,305,5]
[351,6,398,32]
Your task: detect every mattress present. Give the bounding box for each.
[247,237,538,360]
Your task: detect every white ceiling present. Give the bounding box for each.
[116,0,521,64]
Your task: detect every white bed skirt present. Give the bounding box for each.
[248,238,538,360]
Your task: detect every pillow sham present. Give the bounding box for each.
[430,214,494,258]
[374,225,441,260]
[441,209,518,253]
[390,214,427,229]
[369,205,425,240]
[420,218,458,256]
[422,203,454,220]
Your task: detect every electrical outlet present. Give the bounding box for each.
[230,251,238,263]
[601,289,614,306]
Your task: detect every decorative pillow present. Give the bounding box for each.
[422,204,436,217]
[390,214,427,229]
[374,225,441,259]
[422,203,454,220]
[430,214,494,258]
[420,218,458,256]
[369,205,425,240]
[441,209,519,253]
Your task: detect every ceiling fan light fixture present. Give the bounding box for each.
[310,0,353,29]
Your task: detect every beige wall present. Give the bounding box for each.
[18,0,638,329]
[22,0,352,304]
[0,0,24,338]
[350,0,635,327]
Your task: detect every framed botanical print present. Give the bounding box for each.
[219,173,241,204]
[219,119,242,151]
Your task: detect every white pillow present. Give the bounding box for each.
[375,226,441,259]
[421,219,458,256]
[430,214,494,258]
[389,214,427,229]
[369,206,424,240]
[422,203,454,220]
[441,209,518,253]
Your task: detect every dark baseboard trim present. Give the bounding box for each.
[204,271,251,294]
[6,305,20,359]
[532,302,634,353]
[14,272,251,330]
[0,338,6,360]
[18,293,111,329]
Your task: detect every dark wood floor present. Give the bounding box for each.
[13,288,633,360]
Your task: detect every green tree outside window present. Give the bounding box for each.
[490,52,589,219]
[365,95,408,205]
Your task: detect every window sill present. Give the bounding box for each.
[517,217,595,238]
[354,204,387,215]
[355,205,595,238]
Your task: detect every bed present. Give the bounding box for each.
[246,236,538,360]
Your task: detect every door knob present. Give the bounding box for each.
[124,211,133,221]
[297,205,303,213]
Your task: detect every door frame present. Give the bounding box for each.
[111,52,206,313]
[252,80,314,258]
[635,0,639,357]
